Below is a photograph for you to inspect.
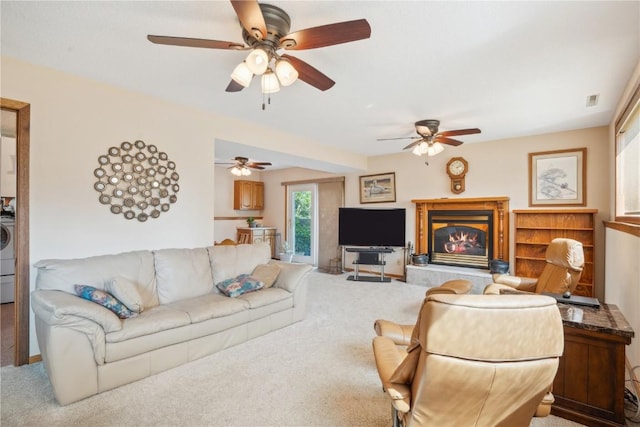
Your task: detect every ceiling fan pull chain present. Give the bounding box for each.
[262,93,273,111]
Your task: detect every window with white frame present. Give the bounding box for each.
[615,86,640,224]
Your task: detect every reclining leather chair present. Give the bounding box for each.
[372,293,564,427]
[484,238,584,295]
[374,279,472,343]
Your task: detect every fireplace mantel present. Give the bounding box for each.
[412,197,510,261]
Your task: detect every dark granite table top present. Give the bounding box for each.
[557,302,635,340]
[498,288,635,340]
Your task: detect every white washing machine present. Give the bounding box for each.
[0,217,15,303]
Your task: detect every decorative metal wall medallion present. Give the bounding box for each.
[94,140,179,221]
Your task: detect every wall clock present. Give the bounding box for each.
[446,157,468,194]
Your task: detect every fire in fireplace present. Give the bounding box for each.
[428,210,493,269]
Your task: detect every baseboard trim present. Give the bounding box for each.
[29,354,42,364]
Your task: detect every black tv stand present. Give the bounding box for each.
[345,247,394,282]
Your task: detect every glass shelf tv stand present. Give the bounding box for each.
[345,247,394,282]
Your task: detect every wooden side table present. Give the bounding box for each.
[551,303,634,427]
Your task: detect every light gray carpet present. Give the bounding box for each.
[0,271,593,426]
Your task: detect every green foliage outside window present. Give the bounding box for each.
[294,191,311,256]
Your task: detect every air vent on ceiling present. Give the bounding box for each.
[586,94,599,107]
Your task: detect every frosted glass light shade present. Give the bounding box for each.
[412,141,429,156]
[275,59,298,86]
[230,166,251,176]
[246,49,269,75]
[412,141,444,156]
[230,62,253,87]
[261,70,280,94]
[427,142,445,156]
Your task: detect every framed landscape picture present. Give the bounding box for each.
[359,172,396,204]
[529,148,586,206]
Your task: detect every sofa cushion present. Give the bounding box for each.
[208,243,271,287]
[167,293,250,323]
[35,250,159,309]
[216,274,265,297]
[106,305,191,343]
[154,247,213,304]
[105,276,144,313]
[251,264,280,288]
[74,285,134,319]
[236,287,292,309]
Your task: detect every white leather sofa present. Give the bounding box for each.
[31,243,312,405]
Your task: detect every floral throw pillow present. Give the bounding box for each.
[216,274,265,298]
[74,284,134,319]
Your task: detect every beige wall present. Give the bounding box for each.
[251,126,610,278]
[4,53,633,360]
[606,60,640,368]
[1,56,363,356]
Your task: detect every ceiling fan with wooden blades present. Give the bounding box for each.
[147,0,371,93]
[377,119,481,157]
[215,156,272,176]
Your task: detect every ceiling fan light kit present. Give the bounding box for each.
[148,0,371,105]
[274,58,298,86]
[245,48,270,74]
[230,165,252,176]
[412,141,444,157]
[230,62,253,87]
[377,119,481,160]
[217,156,273,176]
[261,69,280,94]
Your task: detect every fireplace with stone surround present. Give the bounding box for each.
[412,197,510,267]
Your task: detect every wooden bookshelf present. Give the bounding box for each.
[513,209,597,297]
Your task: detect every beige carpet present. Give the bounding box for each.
[0,271,632,426]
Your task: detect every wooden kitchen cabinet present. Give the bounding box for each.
[234,180,264,210]
[513,209,597,296]
[237,227,276,258]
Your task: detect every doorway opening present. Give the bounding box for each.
[0,97,30,367]
[287,184,317,265]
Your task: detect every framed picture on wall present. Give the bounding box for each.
[359,172,396,204]
[528,148,586,206]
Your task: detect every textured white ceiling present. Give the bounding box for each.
[2,1,638,171]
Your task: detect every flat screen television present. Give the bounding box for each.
[338,207,406,247]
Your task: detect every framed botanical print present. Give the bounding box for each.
[529,148,586,206]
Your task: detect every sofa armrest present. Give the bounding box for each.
[32,290,113,368]
[32,290,122,333]
[269,261,313,293]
